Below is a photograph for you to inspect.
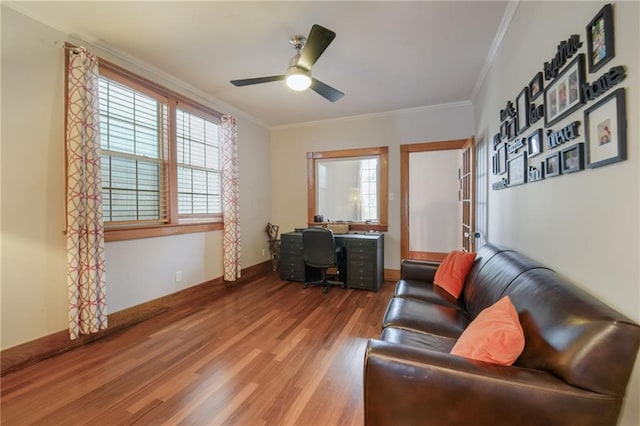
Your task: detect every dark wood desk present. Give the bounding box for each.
[279,231,384,291]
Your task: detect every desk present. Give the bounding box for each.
[280,231,384,291]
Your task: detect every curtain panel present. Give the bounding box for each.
[65,47,108,339]
[221,115,241,281]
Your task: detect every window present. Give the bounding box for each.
[99,76,168,224]
[307,147,388,232]
[176,108,221,216]
[94,62,223,241]
[359,158,378,221]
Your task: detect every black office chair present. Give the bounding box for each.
[302,227,345,294]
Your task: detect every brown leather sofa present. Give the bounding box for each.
[364,243,640,426]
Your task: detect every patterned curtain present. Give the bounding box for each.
[221,115,241,281]
[65,47,107,339]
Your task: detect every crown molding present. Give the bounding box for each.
[470,0,520,103]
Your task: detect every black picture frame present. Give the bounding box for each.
[516,87,530,134]
[507,152,527,186]
[527,128,543,158]
[585,87,626,169]
[500,121,508,140]
[507,117,517,141]
[493,132,502,150]
[586,3,615,74]
[544,152,562,178]
[496,143,507,175]
[528,72,544,101]
[561,143,585,174]
[544,54,585,127]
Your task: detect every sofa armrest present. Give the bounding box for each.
[400,259,440,282]
[363,339,622,426]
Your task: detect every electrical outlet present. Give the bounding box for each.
[261,248,266,257]
[175,271,183,283]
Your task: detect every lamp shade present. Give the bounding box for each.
[286,66,311,91]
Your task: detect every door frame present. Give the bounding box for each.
[400,137,474,261]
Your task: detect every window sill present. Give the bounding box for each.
[105,222,223,242]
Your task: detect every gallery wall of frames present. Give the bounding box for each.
[492,3,627,190]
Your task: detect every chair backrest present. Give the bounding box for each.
[302,228,337,268]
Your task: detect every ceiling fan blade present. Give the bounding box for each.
[230,75,285,86]
[310,78,344,102]
[298,24,336,70]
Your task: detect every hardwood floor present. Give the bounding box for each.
[0,272,395,425]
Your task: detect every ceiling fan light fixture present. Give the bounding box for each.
[286,66,311,91]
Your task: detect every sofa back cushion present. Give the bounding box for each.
[504,268,640,396]
[463,245,548,318]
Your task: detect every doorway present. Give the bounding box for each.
[400,137,476,261]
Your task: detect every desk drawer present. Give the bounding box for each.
[280,240,302,252]
[280,246,302,257]
[348,252,376,263]
[348,276,376,291]
[347,240,376,253]
[280,262,304,281]
[348,262,375,289]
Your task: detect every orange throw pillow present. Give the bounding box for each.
[450,296,525,365]
[433,250,477,298]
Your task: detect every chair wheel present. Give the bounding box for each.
[322,287,328,294]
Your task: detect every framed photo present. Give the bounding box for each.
[528,72,544,101]
[516,87,530,134]
[561,143,585,174]
[527,128,543,158]
[507,117,517,141]
[507,152,527,186]
[496,143,507,175]
[500,121,508,140]
[544,152,562,178]
[586,3,615,73]
[493,132,502,150]
[544,54,585,127]
[584,88,626,168]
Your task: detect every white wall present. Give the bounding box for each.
[473,2,640,424]
[271,103,474,271]
[0,6,272,349]
[409,150,461,252]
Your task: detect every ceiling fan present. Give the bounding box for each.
[230,24,344,102]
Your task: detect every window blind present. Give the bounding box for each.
[176,109,221,216]
[98,77,168,224]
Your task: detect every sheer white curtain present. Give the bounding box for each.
[221,115,241,281]
[65,47,107,339]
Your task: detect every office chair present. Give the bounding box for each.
[302,227,345,294]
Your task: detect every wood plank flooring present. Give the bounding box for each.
[0,272,395,425]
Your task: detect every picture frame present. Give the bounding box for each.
[507,117,517,141]
[561,143,585,174]
[493,132,502,150]
[586,3,615,73]
[544,54,585,127]
[507,152,527,186]
[516,87,530,134]
[496,143,507,175]
[584,87,626,168]
[528,72,544,101]
[527,128,543,158]
[500,121,508,140]
[544,152,562,178]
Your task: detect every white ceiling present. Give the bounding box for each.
[8,1,509,127]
